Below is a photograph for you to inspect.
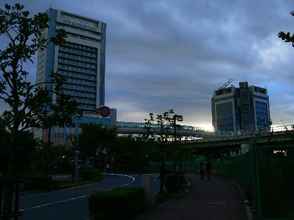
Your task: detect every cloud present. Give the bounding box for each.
[1,0,294,130]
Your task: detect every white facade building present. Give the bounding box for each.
[37,8,106,113]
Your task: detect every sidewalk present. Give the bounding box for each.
[138,175,248,220]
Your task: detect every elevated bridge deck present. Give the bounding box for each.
[177,130,294,149]
[116,121,213,137]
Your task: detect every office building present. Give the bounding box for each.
[34,9,119,145]
[211,82,271,135]
[36,8,106,113]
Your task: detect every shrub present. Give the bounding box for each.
[80,168,103,181]
[24,176,58,191]
[89,187,145,220]
[165,173,187,193]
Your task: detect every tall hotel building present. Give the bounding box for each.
[211,82,271,135]
[36,9,106,113]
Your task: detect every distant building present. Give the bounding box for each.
[36,8,106,113]
[35,9,119,145]
[211,82,271,135]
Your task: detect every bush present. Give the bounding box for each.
[80,168,103,181]
[89,187,145,220]
[24,176,58,191]
[165,173,187,193]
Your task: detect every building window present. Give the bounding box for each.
[216,102,234,132]
[255,101,269,129]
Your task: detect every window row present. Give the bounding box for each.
[63,42,97,52]
[58,70,96,81]
[63,78,96,87]
[69,95,96,103]
[62,84,96,93]
[62,87,96,96]
[58,18,99,34]
[77,101,96,107]
[79,104,96,110]
[58,64,96,75]
[64,89,96,99]
[256,107,268,114]
[217,121,234,127]
[59,51,97,64]
[58,58,96,69]
[59,46,97,58]
[70,95,96,105]
[66,31,101,43]
[75,98,96,105]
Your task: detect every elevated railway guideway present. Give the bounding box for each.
[177,130,294,153]
[116,121,214,137]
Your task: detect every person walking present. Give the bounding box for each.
[199,161,205,180]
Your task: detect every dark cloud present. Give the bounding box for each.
[1,0,294,129]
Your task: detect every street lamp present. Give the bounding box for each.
[172,114,183,142]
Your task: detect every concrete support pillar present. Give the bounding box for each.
[143,174,155,207]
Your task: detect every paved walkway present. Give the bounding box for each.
[138,175,248,220]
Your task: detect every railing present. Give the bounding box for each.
[0,178,22,220]
[214,144,294,220]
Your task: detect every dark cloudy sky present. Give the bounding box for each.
[1,0,294,130]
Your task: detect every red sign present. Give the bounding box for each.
[97,106,111,117]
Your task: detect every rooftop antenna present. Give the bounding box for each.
[218,79,234,90]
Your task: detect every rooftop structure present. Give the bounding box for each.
[211,82,271,135]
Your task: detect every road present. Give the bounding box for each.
[20,173,148,220]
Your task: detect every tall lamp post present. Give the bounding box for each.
[68,117,81,182]
[73,146,80,182]
[172,114,183,142]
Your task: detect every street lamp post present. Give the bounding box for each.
[73,147,80,182]
[172,114,183,142]
[73,118,81,182]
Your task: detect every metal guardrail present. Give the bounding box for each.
[0,178,22,220]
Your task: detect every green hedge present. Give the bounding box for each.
[80,168,103,181]
[24,176,58,191]
[165,173,187,193]
[89,187,145,220]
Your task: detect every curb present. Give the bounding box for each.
[22,173,135,199]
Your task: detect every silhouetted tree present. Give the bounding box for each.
[147,109,183,143]
[79,124,117,160]
[278,11,294,46]
[143,112,155,141]
[144,109,184,192]
[0,4,79,174]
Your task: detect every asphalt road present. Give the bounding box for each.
[20,173,147,220]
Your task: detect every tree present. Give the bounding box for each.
[79,124,117,160]
[144,109,184,192]
[278,11,294,46]
[144,109,184,143]
[143,112,155,141]
[112,136,151,172]
[0,4,79,174]
[40,73,80,145]
[162,109,183,142]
